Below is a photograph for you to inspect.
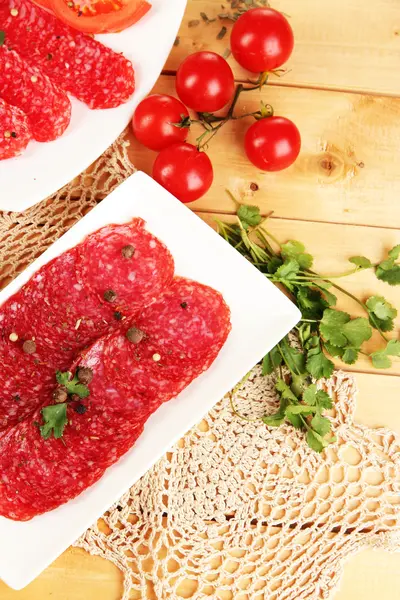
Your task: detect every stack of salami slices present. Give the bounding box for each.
[0,0,136,159]
[0,218,231,520]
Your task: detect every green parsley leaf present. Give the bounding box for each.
[56,370,90,399]
[370,351,391,369]
[319,309,350,346]
[267,257,283,274]
[305,335,319,350]
[298,323,311,346]
[370,339,400,369]
[315,390,333,410]
[306,346,335,379]
[56,371,72,386]
[342,348,359,364]
[386,339,400,355]
[40,403,68,440]
[388,245,400,260]
[311,413,331,436]
[262,412,285,427]
[296,287,329,320]
[366,295,397,320]
[0,31,5,47]
[316,285,337,307]
[366,295,397,332]
[376,260,400,286]
[262,398,287,427]
[274,258,300,281]
[281,240,313,270]
[306,430,326,453]
[290,372,309,397]
[303,384,332,410]
[237,204,262,229]
[262,345,282,376]
[323,342,344,358]
[275,378,298,403]
[279,339,306,375]
[349,256,372,269]
[72,383,89,398]
[320,310,372,348]
[302,384,319,406]
[341,317,372,347]
[285,411,304,429]
[286,405,316,415]
[378,258,395,271]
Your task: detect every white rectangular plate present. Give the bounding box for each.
[0,172,300,590]
[0,0,187,212]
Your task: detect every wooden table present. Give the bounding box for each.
[2,0,400,598]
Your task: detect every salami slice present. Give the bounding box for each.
[76,219,175,314]
[105,277,232,398]
[1,0,135,109]
[74,337,154,422]
[0,97,31,159]
[0,46,71,142]
[0,248,120,370]
[0,333,55,431]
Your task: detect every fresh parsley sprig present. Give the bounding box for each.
[216,200,399,452]
[40,404,68,440]
[56,370,90,398]
[38,371,90,440]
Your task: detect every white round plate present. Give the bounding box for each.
[0,0,187,212]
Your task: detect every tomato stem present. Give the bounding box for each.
[195,77,274,150]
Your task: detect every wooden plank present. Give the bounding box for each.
[0,547,123,600]
[127,75,400,228]
[355,372,400,430]
[1,371,398,599]
[334,549,400,600]
[198,212,400,376]
[168,0,400,96]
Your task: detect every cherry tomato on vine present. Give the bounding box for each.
[132,94,190,152]
[176,51,235,112]
[244,117,301,172]
[152,143,213,203]
[230,8,294,73]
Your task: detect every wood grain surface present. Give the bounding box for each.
[1,0,399,598]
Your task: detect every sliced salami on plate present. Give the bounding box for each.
[105,277,232,398]
[0,46,71,142]
[76,219,175,314]
[0,334,55,431]
[0,97,31,159]
[0,0,135,109]
[0,276,230,521]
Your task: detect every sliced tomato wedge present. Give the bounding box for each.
[32,0,53,8]
[50,0,151,34]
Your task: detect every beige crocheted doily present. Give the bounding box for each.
[1,134,399,600]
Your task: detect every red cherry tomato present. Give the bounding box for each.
[176,51,235,112]
[244,117,301,172]
[230,8,294,73]
[132,94,189,152]
[152,143,213,203]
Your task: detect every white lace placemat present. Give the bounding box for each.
[76,367,400,600]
